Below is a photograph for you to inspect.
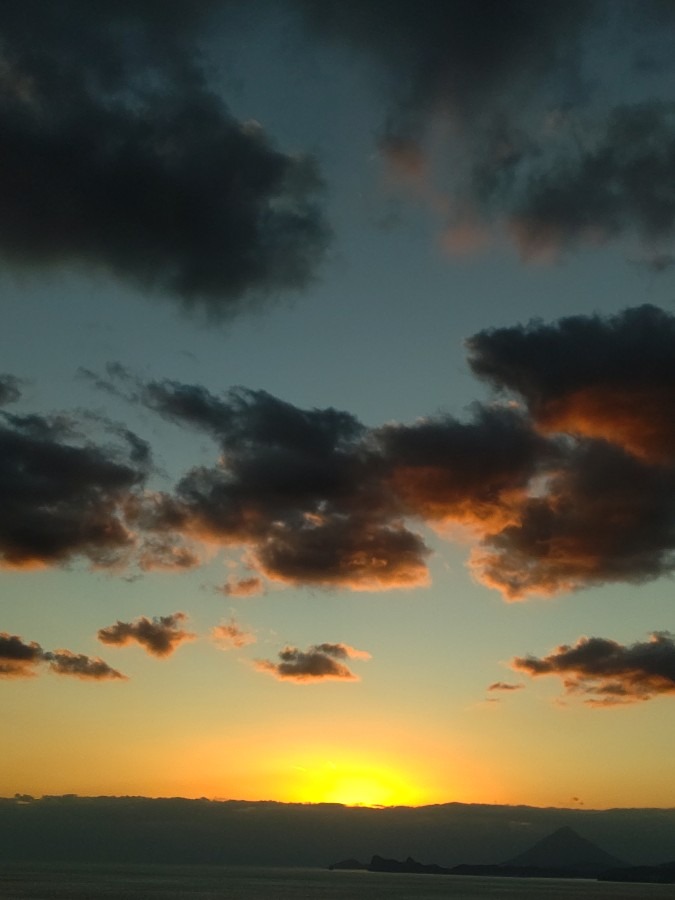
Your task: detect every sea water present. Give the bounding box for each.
[2,865,675,899]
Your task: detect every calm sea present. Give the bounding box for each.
[2,865,675,900]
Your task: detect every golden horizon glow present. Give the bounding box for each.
[288,758,425,807]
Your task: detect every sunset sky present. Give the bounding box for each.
[2,0,675,812]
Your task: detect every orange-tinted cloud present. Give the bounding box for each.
[135,382,432,592]
[378,406,545,533]
[255,642,370,683]
[43,650,126,681]
[463,305,675,598]
[253,519,430,591]
[97,612,196,658]
[468,305,675,461]
[513,632,675,706]
[0,632,43,678]
[99,301,675,603]
[212,619,256,650]
[533,386,675,465]
[471,438,675,599]
[0,631,125,681]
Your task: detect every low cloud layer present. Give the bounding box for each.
[0,632,125,681]
[513,632,675,705]
[97,613,196,658]
[8,301,675,601]
[255,642,370,682]
[0,1,328,316]
[89,301,675,601]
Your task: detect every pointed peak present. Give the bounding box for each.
[505,825,625,872]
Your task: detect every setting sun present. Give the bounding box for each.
[291,759,423,807]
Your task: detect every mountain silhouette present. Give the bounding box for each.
[504,826,625,873]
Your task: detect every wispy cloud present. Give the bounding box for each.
[217,577,264,598]
[487,681,524,692]
[212,619,256,650]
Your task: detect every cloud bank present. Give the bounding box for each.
[8,301,675,602]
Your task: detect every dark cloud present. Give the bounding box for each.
[0,407,148,569]
[255,641,370,682]
[377,405,548,532]
[472,438,675,598]
[97,612,196,657]
[212,619,256,649]
[468,304,675,462]
[43,650,126,681]
[134,381,431,591]
[0,632,43,677]
[513,632,675,705]
[0,631,125,680]
[98,304,675,600]
[459,305,675,597]
[0,0,328,316]
[510,104,675,260]
[135,380,565,592]
[295,0,588,135]
[296,3,675,262]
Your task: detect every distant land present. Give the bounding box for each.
[330,827,675,885]
[330,826,638,881]
[2,796,675,868]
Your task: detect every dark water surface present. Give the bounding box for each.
[2,864,675,900]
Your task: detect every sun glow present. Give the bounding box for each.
[292,759,422,807]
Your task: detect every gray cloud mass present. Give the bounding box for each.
[513,632,675,705]
[0,408,149,569]
[0,0,328,316]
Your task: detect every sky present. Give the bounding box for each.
[2,0,675,812]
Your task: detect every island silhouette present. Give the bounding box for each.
[328,826,675,882]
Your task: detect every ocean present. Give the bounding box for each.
[1,865,675,900]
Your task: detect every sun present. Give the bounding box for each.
[292,759,421,807]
